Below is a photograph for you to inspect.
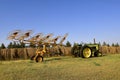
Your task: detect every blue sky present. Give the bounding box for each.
[0,0,120,46]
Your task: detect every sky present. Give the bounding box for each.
[0,0,120,46]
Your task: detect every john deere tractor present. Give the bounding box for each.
[72,43,102,58]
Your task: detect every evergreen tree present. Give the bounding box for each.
[20,42,25,48]
[66,41,72,47]
[7,42,13,48]
[16,43,21,48]
[73,42,79,47]
[8,42,26,48]
[29,42,36,48]
[8,42,23,48]
[102,41,107,46]
[0,43,6,49]
[98,42,101,46]
[115,43,119,47]
[71,42,79,57]
[112,43,115,47]
[107,44,110,47]
[13,41,17,48]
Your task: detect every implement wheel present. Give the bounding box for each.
[31,55,35,60]
[36,56,43,62]
[82,46,92,58]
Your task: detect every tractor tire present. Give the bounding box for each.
[35,56,43,62]
[81,46,92,58]
[94,51,102,57]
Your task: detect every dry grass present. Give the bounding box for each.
[0,54,120,80]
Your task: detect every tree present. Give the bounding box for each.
[115,43,119,47]
[16,43,21,48]
[98,42,101,46]
[0,43,6,49]
[112,43,115,47]
[29,42,36,48]
[66,41,72,47]
[7,42,13,48]
[102,41,107,46]
[107,44,110,47]
[8,42,26,48]
[13,41,17,48]
[20,42,25,48]
[71,42,80,57]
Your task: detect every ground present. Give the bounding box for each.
[0,54,120,80]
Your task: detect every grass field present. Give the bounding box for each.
[0,54,120,80]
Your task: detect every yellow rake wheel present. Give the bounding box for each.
[82,47,92,58]
[36,56,43,62]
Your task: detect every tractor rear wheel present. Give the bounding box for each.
[35,56,43,62]
[81,46,92,58]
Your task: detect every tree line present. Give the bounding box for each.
[0,41,119,49]
[0,41,72,49]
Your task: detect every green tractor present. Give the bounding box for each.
[72,43,102,58]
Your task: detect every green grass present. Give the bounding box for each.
[0,54,120,80]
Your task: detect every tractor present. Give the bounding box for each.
[72,43,102,58]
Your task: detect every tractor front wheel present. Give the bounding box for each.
[94,51,102,57]
[81,47,92,58]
